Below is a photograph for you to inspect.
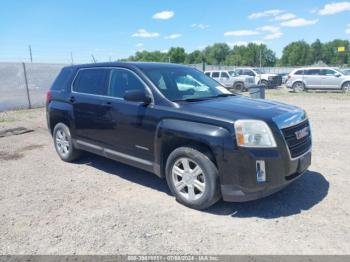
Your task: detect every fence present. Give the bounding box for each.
[0,62,67,111]
[0,62,336,112]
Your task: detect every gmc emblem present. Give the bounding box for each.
[295,127,309,140]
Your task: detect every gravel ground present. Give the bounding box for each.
[0,89,350,255]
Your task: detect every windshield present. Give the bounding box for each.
[142,67,231,102]
[228,71,238,77]
[252,68,264,74]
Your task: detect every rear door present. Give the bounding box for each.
[303,69,322,89]
[219,71,231,87]
[71,68,113,144]
[320,69,342,89]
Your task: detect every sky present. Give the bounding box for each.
[1,0,350,63]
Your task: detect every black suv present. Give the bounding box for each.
[46,62,312,210]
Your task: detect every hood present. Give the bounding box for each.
[179,96,303,124]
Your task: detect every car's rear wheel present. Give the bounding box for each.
[292,81,305,93]
[233,82,245,92]
[165,146,221,210]
[53,123,81,162]
[342,82,350,92]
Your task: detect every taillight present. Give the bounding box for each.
[287,75,291,80]
[46,90,52,104]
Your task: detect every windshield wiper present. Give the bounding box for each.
[174,93,236,102]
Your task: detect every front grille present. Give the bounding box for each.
[281,120,311,158]
[269,76,282,86]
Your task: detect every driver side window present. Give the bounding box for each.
[108,69,145,99]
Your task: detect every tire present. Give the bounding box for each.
[292,81,305,93]
[165,146,221,210]
[233,82,245,92]
[341,82,350,93]
[260,80,269,88]
[53,123,81,162]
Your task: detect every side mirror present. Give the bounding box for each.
[124,90,152,105]
[335,73,341,77]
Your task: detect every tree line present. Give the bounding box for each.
[122,39,350,66]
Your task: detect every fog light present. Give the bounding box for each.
[256,160,266,183]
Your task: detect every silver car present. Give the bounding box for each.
[205,70,255,91]
[286,67,350,92]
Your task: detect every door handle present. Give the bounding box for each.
[69,96,75,103]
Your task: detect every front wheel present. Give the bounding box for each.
[165,147,221,210]
[342,82,350,92]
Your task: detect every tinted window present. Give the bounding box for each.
[73,69,109,95]
[108,69,145,98]
[221,72,229,78]
[320,69,336,75]
[294,70,304,75]
[212,72,219,78]
[205,72,211,76]
[51,67,74,91]
[305,69,321,75]
[243,69,255,76]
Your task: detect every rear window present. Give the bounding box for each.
[51,67,74,91]
[73,68,110,95]
[305,69,321,75]
[212,72,220,78]
[294,70,304,75]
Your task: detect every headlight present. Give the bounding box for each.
[234,120,277,148]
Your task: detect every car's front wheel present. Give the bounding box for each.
[165,146,221,210]
[53,123,81,162]
[342,82,350,92]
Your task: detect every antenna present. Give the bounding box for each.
[91,54,97,63]
[29,45,33,63]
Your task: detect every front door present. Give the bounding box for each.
[103,68,156,162]
[320,69,342,89]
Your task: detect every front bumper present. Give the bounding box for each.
[219,147,311,202]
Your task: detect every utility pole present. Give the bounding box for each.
[70,52,74,65]
[259,45,262,68]
[29,45,33,63]
[91,54,96,63]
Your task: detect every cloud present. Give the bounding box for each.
[248,9,284,19]
[280,18,319,27]
[257,26,283,40]
[191,23,210,29]
[165,34,182,39]
[346,24,350,34]
[136,43,143,47]
[132,29,160,38]
[259,25,280,33]
[319,2,350,15]
[224,30,260,36]
[273,13,296,21]
[264,32,283,40]
[152,10,174,20]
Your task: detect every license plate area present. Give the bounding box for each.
[297,152,311,173]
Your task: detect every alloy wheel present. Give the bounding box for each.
[55,128,70,158]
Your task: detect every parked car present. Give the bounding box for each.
[204,70,255,91]
[235,67,282,88]
[286,67,350,92]
[278,73,289,84]
[47,62,312,210]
